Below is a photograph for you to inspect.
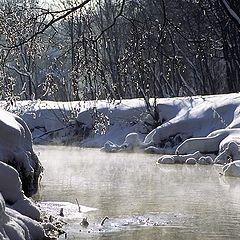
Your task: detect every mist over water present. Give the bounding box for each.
[35,145,240,240]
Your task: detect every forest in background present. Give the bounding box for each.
[0,0,239,103]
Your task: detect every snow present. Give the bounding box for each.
[4,94,240,164]
[2,92,240,220]
[3,93,240,238]
[0,110,43,197]
[0,161,40,220]
[90,93,240,171]
[157,151,214,165]
[0,110,44,239]
[0,193,44,240]
[223,160,240,177]
[215,141,240,164]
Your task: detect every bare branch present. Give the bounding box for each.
[220,0,240,27]
[93,0,126,42]
[5,0,93,49]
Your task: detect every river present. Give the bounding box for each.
[34,145,240,240]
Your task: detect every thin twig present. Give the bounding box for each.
[93,0,126,42]
[6,0,93,49]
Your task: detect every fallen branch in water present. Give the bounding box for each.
[33,124,74,140]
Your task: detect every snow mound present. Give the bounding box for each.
[5,93,240,165]
[0,110,44,239]
[0,155,40,221]
[146,95,240,147]
[0,193,45,240]
[157,151,214,165]
[223,160,240,177]
[215,141,240,164]
[101,132,148,152]
[0,110,42,196]
[78,100,149,147]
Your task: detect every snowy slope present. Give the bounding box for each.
[2,93,240,239]
[3,93,240,165]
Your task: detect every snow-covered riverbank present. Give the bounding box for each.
[0,110,45,239]
[4,93,240,157]
[2,93,240,238]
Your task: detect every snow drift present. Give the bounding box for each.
[0,110,43,196]
[0,110,44,239]
[4,93,240,168]
[99,93,240,168]
[0,193,44,240]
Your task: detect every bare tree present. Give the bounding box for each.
[0,0,239,106]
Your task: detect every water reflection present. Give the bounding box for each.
[35,145,240,240]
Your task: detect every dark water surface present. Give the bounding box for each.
[34,145,240,240]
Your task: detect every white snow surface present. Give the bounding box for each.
[223,160,240,177]
[0,193,44,240]
[0,110,43,239]
[2,93,240,238]
[3,94,240,154]
[3,93,240,166]
[0,110,42,196]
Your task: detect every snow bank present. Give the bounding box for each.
[145,95,240,147]
[0,110,42,196]
[96,93,240,166]
[4,93,240,166]
[0,110,44,239]
[0,161,40,220]
[157,151,214,165]
[222,160,240,177]
[0,193,45,240]
[98,94,240,158]
[4,99,149,147]
[76,100,149,147]
[19,101,72,144]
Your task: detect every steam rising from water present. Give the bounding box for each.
[35,145,240,240]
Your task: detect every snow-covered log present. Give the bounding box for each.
[175,135,223,155]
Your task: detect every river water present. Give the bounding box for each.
[34,145,240,240]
